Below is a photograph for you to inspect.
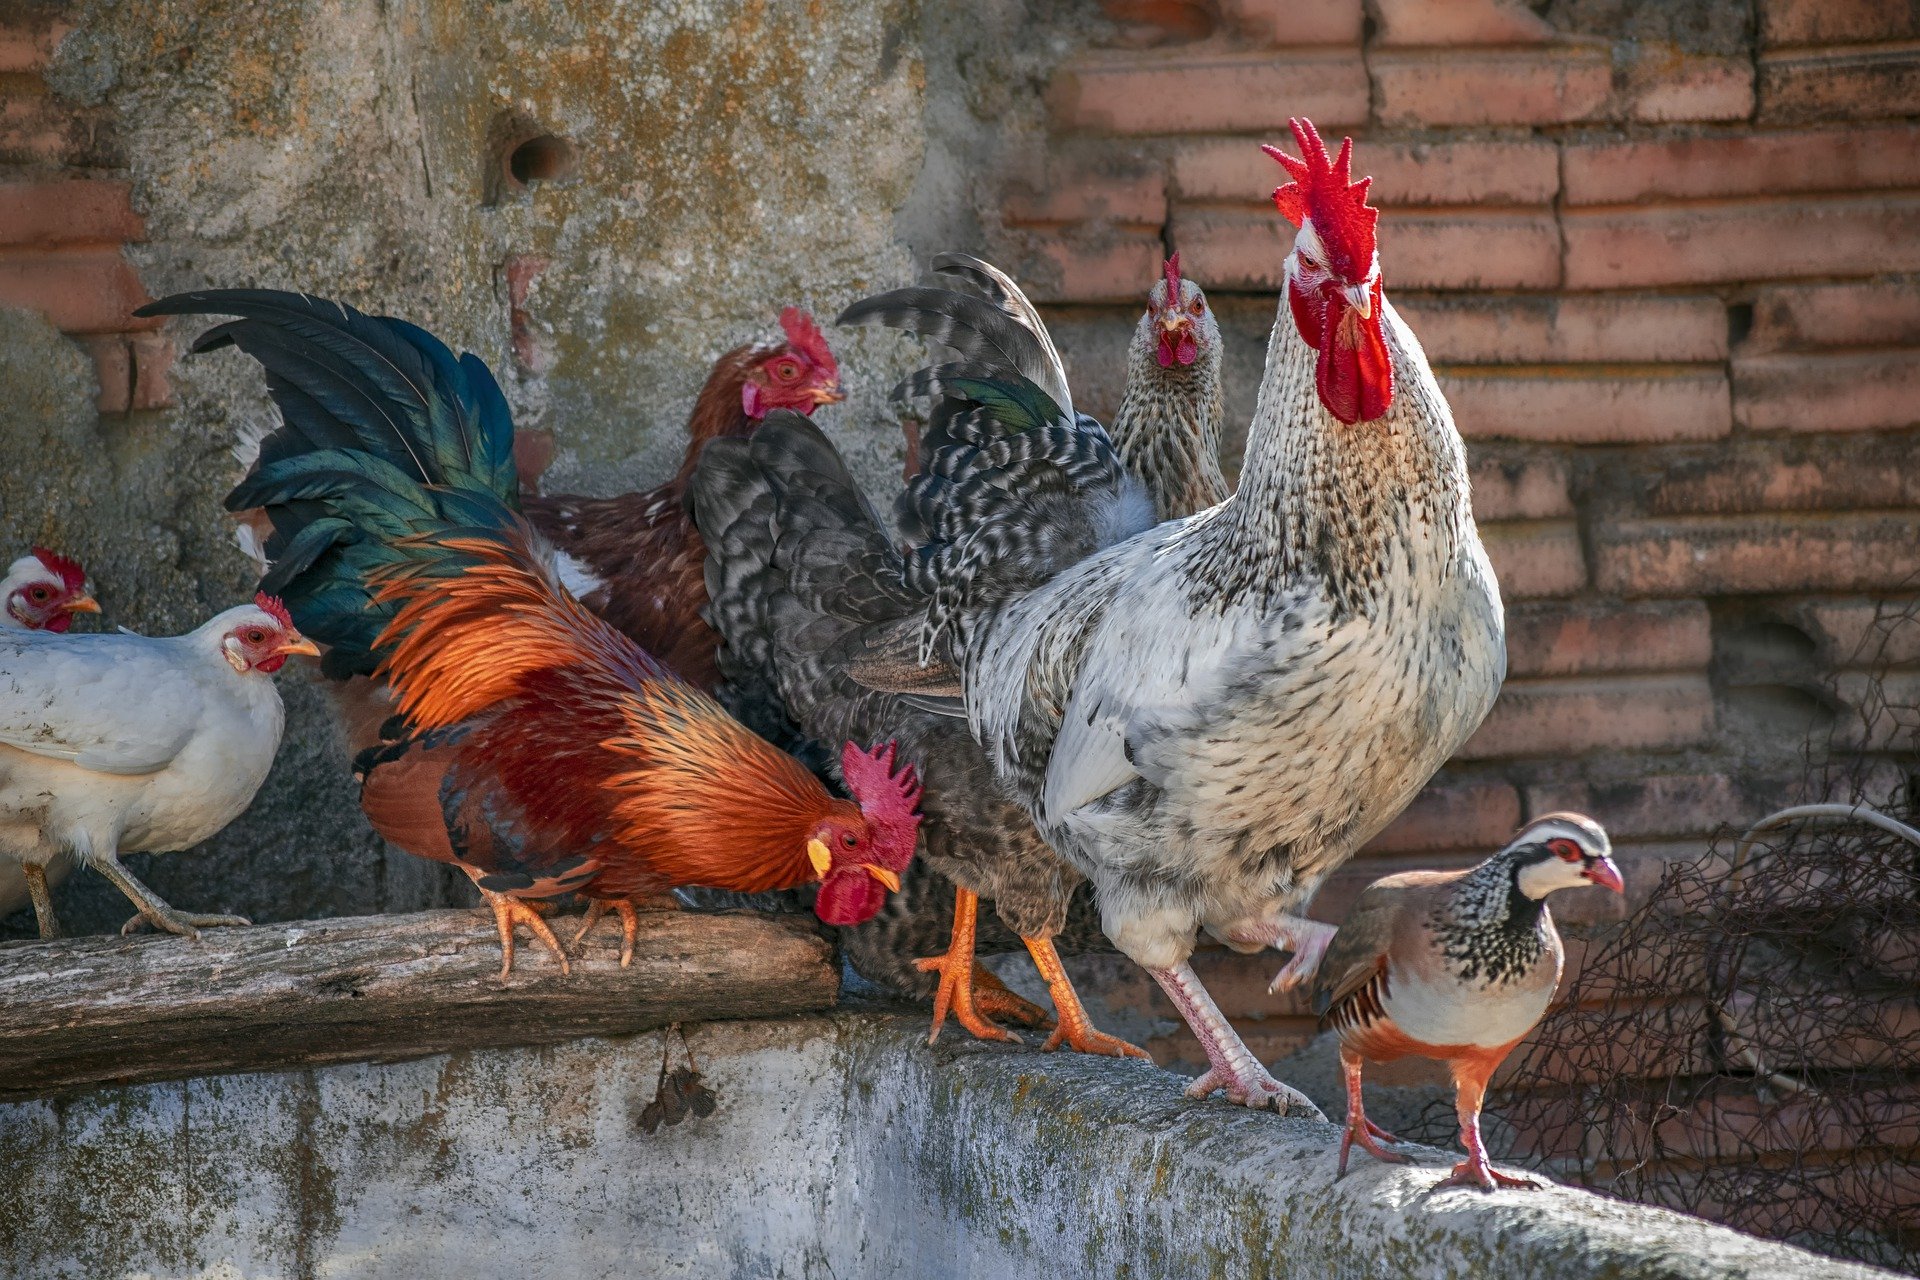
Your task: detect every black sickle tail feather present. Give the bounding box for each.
[137,288,521,677]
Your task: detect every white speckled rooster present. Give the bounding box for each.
[848,117,1505,1115]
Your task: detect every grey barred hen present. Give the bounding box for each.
[823,254,1230,1020]
[838,118,1505,1118]
[697,255,1168,1055]
[1111,253,1229,522]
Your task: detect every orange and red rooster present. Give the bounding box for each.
[139,289,916,979]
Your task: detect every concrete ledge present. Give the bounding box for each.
[0,1009,1888,1279]
[0,908,837,1100]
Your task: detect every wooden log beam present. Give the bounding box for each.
[0,907,838,1101]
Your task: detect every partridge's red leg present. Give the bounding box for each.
[1336,1048,1409,1176]
[1437,1060,1539,1191]
[1023,935,1151,1060]
[912,887,1021,1045]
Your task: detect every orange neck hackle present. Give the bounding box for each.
[606,678,851,893]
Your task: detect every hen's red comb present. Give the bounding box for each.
[841,740,922,872]
[1162,253,1183,302]
[29,546,86,593]
[1262,117,1379,283]
[253,592,295,630]
[779,306,838,379]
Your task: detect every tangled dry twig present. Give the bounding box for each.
[1469,598,1920,1273]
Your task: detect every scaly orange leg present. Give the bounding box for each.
[572,895,676,968]
[1023,935,1151,1060]
[479,887,570,982]
[913,887,1021,1045]
[971,962,1055,1030]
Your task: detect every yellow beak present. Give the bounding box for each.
[278,635,322,658]
[64,594,100,615]
[810,384,846,406]
[807,838,832,878]
[863,864,902,893]
[1345,282,1375,319]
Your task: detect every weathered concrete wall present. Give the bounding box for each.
[0,1011,1888,1280]
[0,0,1096,936]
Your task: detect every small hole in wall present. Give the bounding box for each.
[506,134,577,187]
[1726,301,1754,348]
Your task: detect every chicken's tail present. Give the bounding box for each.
[838,259,1153,659]
[137,289,522,677]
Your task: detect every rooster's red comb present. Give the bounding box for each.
[253,592,295,630]
[841,740,922,872]
[1162,253,1183,301]
[779,306,838,379]
[1262,117,1379,283]
[29,546,86,593]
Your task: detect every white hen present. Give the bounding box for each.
[0,593,315,938]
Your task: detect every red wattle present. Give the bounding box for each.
[814,868,888,925]
[1156,333,1176,367]
[1312,287,1393,425]
[1175,332,1198,365]
[43,613,72,633]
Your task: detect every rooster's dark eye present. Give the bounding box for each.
[775,361,802,381]
[245,629,266,645]
[1189,298,1205,316]
[841,832,858,849]
[27,587,49,602]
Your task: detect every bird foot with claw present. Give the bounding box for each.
[914,950,1023,1045]
[1437,1158,1540,1191]
[971,963,1056,1030]
[1185,1066,1325,1119]
[483,892,571,982]
[1267,918,1338,994]
[122,909,251,939]
[1339,1119,1412,1176]
[1042,1020,1152,1060]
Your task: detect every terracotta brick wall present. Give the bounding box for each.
[1005,0,1920,1098]
[0,6,167,413]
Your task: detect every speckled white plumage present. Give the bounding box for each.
[964,297,1504,975]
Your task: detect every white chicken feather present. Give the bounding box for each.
[0,596,315,937]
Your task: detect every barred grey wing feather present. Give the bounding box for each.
[930,253,1070,412]
[837,285,1072,422]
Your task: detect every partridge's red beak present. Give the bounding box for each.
[1584,855,1625,895]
